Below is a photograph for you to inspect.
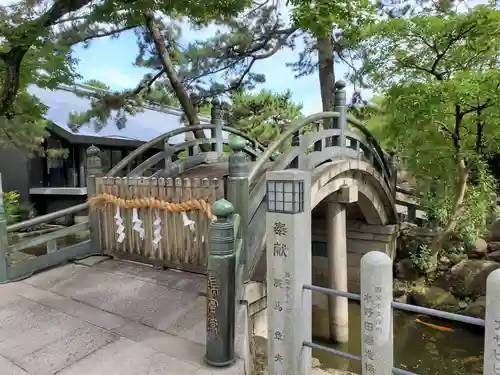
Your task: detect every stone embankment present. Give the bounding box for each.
[394,219,500,319]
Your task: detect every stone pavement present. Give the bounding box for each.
[0,257,246,375]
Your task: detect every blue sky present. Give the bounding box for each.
[74,27,358,115]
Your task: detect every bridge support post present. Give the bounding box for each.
[0,174,8,283]
[360,251,393,375]
[227,137,249,275]
[265,169,312,375]
[205,199,236,367]
[327,184,357,344]
[86,145,103,253]
[211,99,224,156]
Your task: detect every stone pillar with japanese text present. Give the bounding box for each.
[266,169,312,375]
[483,268,500,375]
[360,251,393,375]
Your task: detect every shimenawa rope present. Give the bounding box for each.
[88,193,215,220]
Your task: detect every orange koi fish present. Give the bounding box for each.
[415,318,454,332]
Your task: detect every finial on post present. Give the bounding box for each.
[211,98,221,120]
[334,80,347,107]
[228,136,247,177]
[86,145,103,177]
[212,199,234,222]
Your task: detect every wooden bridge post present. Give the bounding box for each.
[86,145,103,253]
[227,136,249,274]
[0,174,8,283]
[205,199,236,367]
[211,99,224,156]
[334,80,347,149]
[360,251,393,375]
[265,169,312,375]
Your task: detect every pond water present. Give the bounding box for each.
[8,230,90,263]
[312,302,484,375]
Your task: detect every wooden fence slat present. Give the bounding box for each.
[174,177,184,267]
[165,178,175,262]
[201,178,211,267]
[192,177,202,267]
[183,178,193,265]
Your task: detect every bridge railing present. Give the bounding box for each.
[262,169,493,375]
[301,251,493,375]
[0,100,267,282]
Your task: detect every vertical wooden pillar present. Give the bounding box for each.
[86,145,103,253]
[334,80,347,148]
[227,136,249,274]
[211,99,223,156]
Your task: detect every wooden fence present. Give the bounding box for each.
[95,176,224,274]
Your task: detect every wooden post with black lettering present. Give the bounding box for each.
[205,199,236,367]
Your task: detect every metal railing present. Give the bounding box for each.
[303,281,485,375]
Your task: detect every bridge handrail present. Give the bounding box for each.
[346,114,393,180]
[108,124,267,177]
[248,111,393,189]
[7,124,266,233]
[7,203,88,233]
[248,112,341,185]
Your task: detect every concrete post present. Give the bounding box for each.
[211,99,224,156]
[326,184,357,343]
[483,269,500,375]
[86,146,103,253]
[0,174,8,283]
[360,251,393,375]
[266,169,312,375]
[205,199,236,367]
[227,136,249,274]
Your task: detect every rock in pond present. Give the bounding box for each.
[436,259,500,298]
[409,285,460,310]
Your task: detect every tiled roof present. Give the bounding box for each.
[28,84,213,144]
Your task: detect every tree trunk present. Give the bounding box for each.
[429,159,469,251]
[317,34,335,147]
[143,11,210,152]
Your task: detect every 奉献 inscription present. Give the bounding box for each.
[274,330,283,341]
[273,221,288,236]
[207,275,219,334]
[273,242,289,258]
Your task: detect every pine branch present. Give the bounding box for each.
[0,0,94,116]
[143,11,210,151]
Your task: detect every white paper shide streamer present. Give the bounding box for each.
[114,206,126,243]
[181,212,196,233]
[152,210,162,248]
[132,208,145,240]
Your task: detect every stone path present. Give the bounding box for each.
[0,257,245,375]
